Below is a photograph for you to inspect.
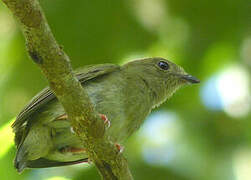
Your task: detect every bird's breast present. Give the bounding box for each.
[84,74,153,142]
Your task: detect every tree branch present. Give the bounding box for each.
[1,0,133,179]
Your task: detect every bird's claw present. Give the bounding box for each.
[57,114,68,120]
[115,143,124,153]
[99,114,111,129]
[87,158,93,165]
[60,146,86,154]
[70,127,75,134]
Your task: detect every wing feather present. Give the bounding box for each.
[12,64,120,145]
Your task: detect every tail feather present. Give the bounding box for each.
[14,159,27,173]
[14,124,52,173]
[26,158,88,168]
[14,146,88,172]
[14,147,28,173]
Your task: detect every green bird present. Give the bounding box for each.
[13,57,199,172]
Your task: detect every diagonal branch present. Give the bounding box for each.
[1,0,133,179]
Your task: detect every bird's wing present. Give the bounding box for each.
[12,64,120,134]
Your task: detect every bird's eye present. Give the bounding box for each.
[158,61,169,70]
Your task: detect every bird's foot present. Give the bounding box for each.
[99,114,110,129]
[70,127,75,134]
[60,146,86,154]
[115,143,124,153]
[57,114,68,120]
[87,158,93,165]
[57,113,111,129]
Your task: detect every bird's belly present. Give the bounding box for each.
[44,79,150,161]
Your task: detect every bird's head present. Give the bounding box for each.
[123,57,200,106]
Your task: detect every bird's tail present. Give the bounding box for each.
[14,145,28,173]
[13,124,52,173]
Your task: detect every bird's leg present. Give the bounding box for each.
[99,114,111,128]
[115,143,124,153]
[56,114,68,120]
[87,158,93,164]
[57,113,110,133]
[70,127,75,134]
[60,146,86,154]
[57,113,110,129]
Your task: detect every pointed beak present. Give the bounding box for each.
[181,74,200,84]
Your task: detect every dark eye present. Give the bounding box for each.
[158,61,169,70]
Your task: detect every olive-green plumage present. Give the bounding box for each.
[13,57,199,172]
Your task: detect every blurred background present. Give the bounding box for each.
[0,0,250,179]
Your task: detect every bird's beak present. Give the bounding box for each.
[181,74,200,84]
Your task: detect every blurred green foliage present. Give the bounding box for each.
[0,0,250,180]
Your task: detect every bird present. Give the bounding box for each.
[12,57,200,172]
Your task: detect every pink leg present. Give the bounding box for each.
[115,143,124,153]
[87,158,93,164]
[57,113,110,129]
[99,114,111,128]
[60,147,86,153]
[56,114,68,120]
